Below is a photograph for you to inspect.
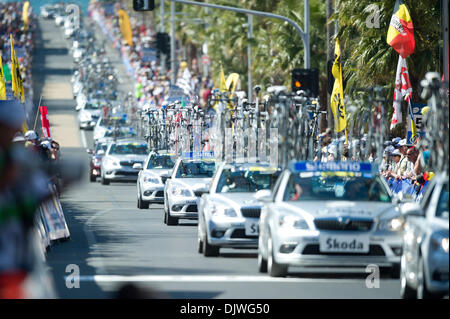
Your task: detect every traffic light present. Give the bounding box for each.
[156,32,170,55]
[133,0,155,11]
[291,68,319,97]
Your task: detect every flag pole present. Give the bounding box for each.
[33,95,43,131]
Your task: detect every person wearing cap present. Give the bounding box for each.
[385,149,402,179]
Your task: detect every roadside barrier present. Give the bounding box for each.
[37,183,70,247]
[386,178,429,202]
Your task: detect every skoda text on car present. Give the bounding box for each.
[136,151,176,209]
[164,154,218,226]
[400,173,449,299]
[100,140,149,185]
[198,162,281,257]
[257,161,404,277]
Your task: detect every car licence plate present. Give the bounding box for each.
[245,221,259,236]
[319,234,369,253]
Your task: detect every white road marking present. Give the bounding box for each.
[71,274,376,284]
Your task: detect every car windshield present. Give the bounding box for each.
[217,168,280,193]
[95,143,107,154]
[283,173,391,202]
[104,129,135,138]
[85,102,101,110]
[109,143,148,155]
[176,161,217,178]
[436,183,449,219]
[147,155,175,169]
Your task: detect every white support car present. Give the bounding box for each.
[258,161,404,277]
[136,151,175,209]
[198,162,281,257]
[163,156,218,225]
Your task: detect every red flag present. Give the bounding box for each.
[40,106,51,138]
[386,0,415,58]
[390,56,412,130]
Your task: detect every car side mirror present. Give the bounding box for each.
[161,173,171,184]
[133,163,143,170]
[86,149,93,154]
[97,149,105,156]
[400,202,424,218]
[254,189,273,203]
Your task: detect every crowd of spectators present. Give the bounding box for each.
[1,1,36,103]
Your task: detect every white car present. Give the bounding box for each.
[136,151,176,209]
[198,162,281,256]
[78,100,103,130]
[400,173,449,299]
[100,140,149,185]
[258,161,404,277]
[75,92,87,111]
[163,156,218,225]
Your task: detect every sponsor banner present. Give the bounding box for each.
[406,102,426,145]
[39,183,70,242]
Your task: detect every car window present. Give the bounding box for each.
[147,155,175,169]
[421,183,436,211]
[109,143,148,155]
[176,161,217,178]
[436,183,449,219]
[216,168,280,193]
[283,173,391,202]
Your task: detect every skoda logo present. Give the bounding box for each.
[338,217,351,225]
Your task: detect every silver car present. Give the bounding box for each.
[258,161,404,277]
[78,100,102,130]
[163,157,218,225]
[198,162,281,257]
[400,173,449,299]
[100,139,149,185]
[136,151,175,209]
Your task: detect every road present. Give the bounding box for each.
[33,17,402,299]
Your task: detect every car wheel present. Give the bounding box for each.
[203,226,219,257]
[258,251,268,273]
[137,195,149,209]
[417,256,443,299]
[197,223,204,253]
[400,255,417,299]
[166,209,178,226]
[101,174,110,185]
[267,236,287,277]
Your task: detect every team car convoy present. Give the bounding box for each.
[87,116,447,297]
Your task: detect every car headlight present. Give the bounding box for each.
[377,216,405,232]
[431,234,449,253]
[103,158,120,168]
[279,214,309,230]
[93,157,102,166]
[143,176,160,184]
[171,186,192,197]
[210,204,237,218]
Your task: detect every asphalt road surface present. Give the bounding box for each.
[34,17,402,299]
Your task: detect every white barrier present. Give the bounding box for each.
[38,183,70,245]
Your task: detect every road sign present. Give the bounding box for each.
[202,55,210,65]
[406,102,426,145]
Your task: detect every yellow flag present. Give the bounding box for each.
[330,38,347,133]
[219,64,227,92]
[14,50,25,103]
[226,73,240,93]
[117,9,133,47]
[10,34,19,99]
[23,1,30,29]
[0,56,6,100]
